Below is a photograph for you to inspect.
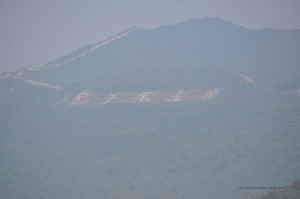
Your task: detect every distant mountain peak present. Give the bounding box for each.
[1,17,299,99]
[165,17,236,28]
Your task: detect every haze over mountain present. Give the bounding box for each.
[0,18,300,199]
[2,0,300,73]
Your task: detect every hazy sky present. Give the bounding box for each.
[0,0,299,72]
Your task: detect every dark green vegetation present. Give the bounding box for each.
[257,179,300,199]
[0,18,300,199]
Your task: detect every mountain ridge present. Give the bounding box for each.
[0,17,300,199]
[1,18,300,106]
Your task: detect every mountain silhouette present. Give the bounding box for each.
[0,18,300,199]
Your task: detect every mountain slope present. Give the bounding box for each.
[0,18,300,199]
[2,18,300,94]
